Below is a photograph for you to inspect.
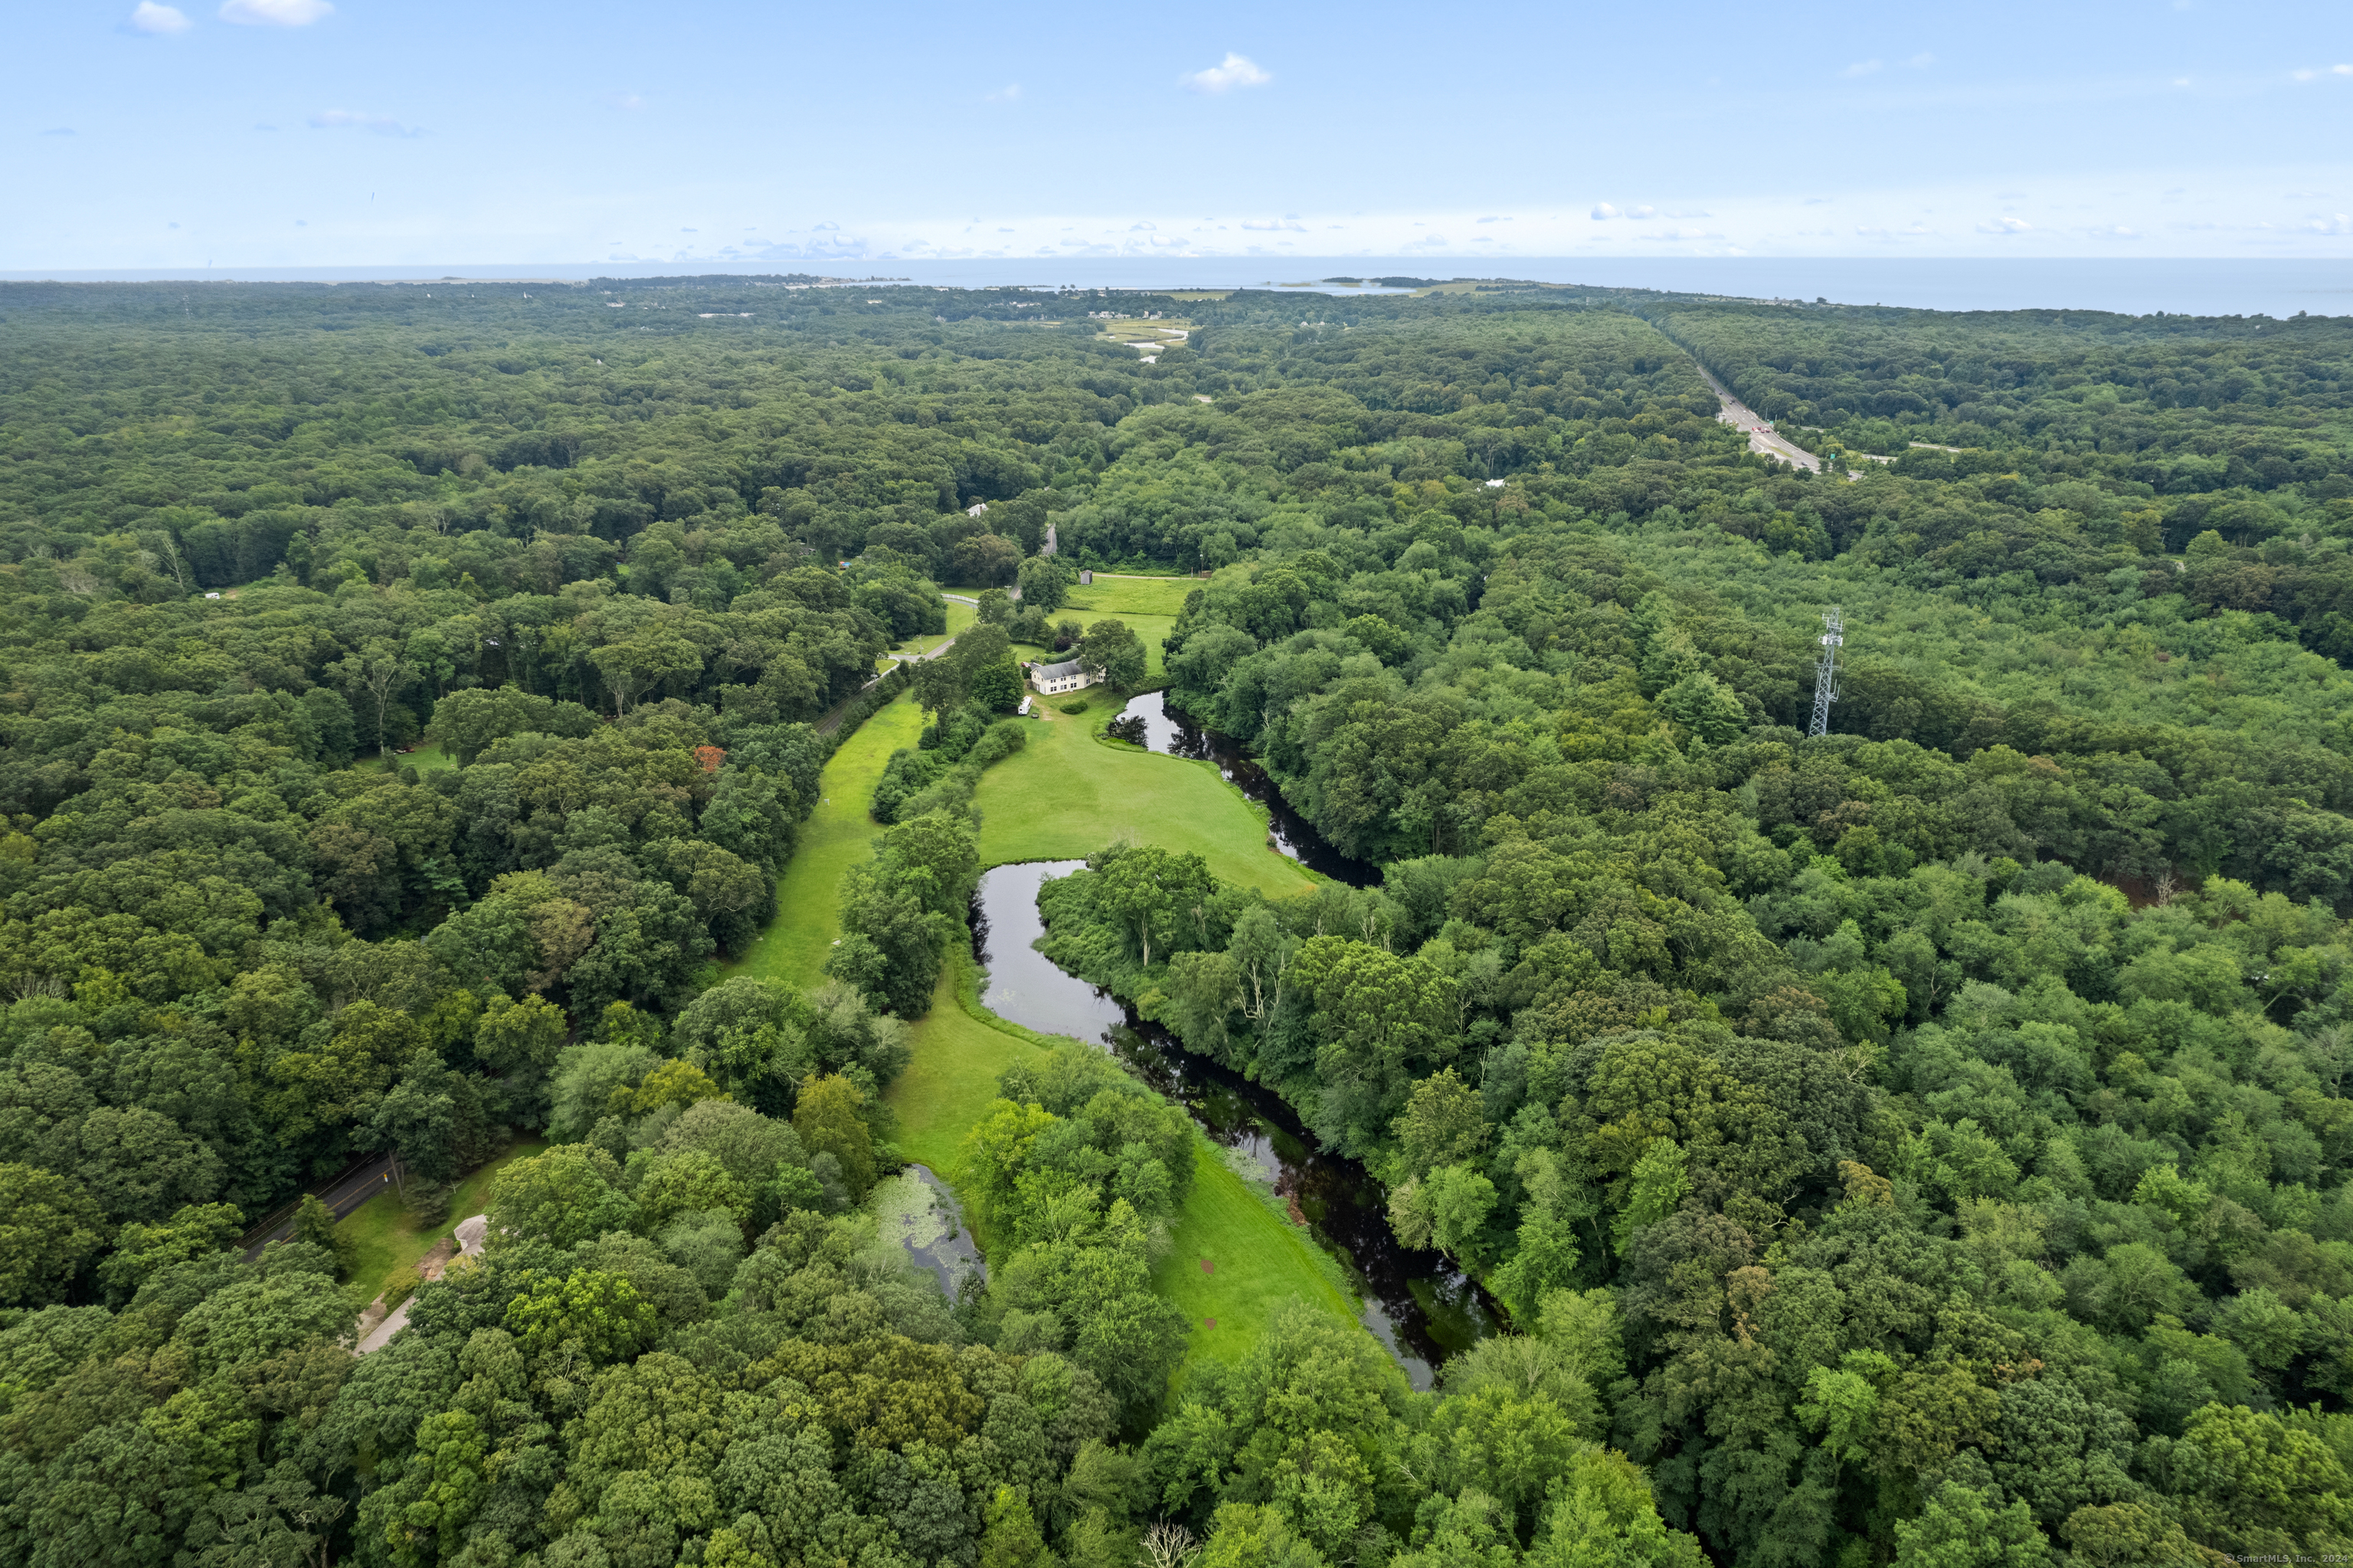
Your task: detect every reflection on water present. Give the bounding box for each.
[974,860,1128,1040]
[970,862,1500,1387]
[1114,692,1380,889]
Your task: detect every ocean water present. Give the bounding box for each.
[7,257,2349,319]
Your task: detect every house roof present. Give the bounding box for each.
[1032,657,1083,679]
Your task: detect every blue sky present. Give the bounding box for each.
[9,0,2352,269]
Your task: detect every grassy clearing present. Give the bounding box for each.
[730,695,926,990]
[1062,574,1200,619]
[885,599,977,669]
[369,742,453,774]
[1092,319,1193,346]
[339,1137,548,1304]
[1154,1147,1359,1378]
[740,664,1354,1379]
[884,952,1360,1375]
[975,707,1314,896]
[884,952,1049,1255]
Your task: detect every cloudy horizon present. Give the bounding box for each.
[11,0,2351,270]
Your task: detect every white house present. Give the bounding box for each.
[1027,656,1095,696]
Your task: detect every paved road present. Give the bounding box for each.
[240,1154,396,1262]
[814,603,974,736]
[1690,363,1823,473]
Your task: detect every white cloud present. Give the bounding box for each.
[2291,64,2352,80]
[1906,52,1934,67]
[612,93,648,110]
[1180,53,1271,93]
[986,83,1020,103]
[308,108,421,136]
[1130,221,1157,231]
[130,2,193,33]
[1629,204,1657,218]
[1842,59,1883,77]
[1476,215,1508,224]
[1240,218,1304,231]
[1641,226,1718,241]
[1977,216,2033,234]
[2309,214,2353,234]
[220,0,332,24]
[1590,202,1618,219]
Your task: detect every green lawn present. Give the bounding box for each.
[731,695,927,990]
[1154,1147,1360,1378]
[975,707,1314,896]
[1063,574,1202,619]
[736,670,1352,1382]
[883,953,1359,1377]
[339,1136,547,1304]
[368,742,453,774]
[885,953,1047,1251]
[885,599,977,669]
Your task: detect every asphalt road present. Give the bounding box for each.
[1692,363,1824,473]
[239,1154,396,1261]
[814,604,971,735]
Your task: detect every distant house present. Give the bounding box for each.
[1027,656,1095,695]
[1078,569,1094,585]
[967,501,989,518]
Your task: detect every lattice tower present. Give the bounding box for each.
[1808,607,1844,738]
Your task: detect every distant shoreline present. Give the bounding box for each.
[4,256,2348,316]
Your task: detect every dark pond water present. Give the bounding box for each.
[878,1163,984,1299]
[1114,692,1379,889]
[970,860,1500,1388]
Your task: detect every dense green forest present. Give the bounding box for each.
[1,275,2351,1566]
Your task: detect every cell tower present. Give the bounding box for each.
[1808,607,1844,738]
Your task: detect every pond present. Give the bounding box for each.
[971,860,1500,1389]
[874,1163,983,1299]
[1114,691,1379,889]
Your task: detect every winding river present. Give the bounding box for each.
[973,720,1501,1388]
[1117,692,1380,888]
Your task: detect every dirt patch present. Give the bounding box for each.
[415,1236,460,1283]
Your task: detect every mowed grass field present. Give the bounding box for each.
[730,695,926,990]
[1154,1151,1359,1377]
[1062,574,1199,619]
[1061,576,1199,681]
[883,598,977,670]
[730,662,1353,1378]
[885,954,1045,1259]
[369,741,453,774]
[339,1136,548,1304]
[975,707,1314,896]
